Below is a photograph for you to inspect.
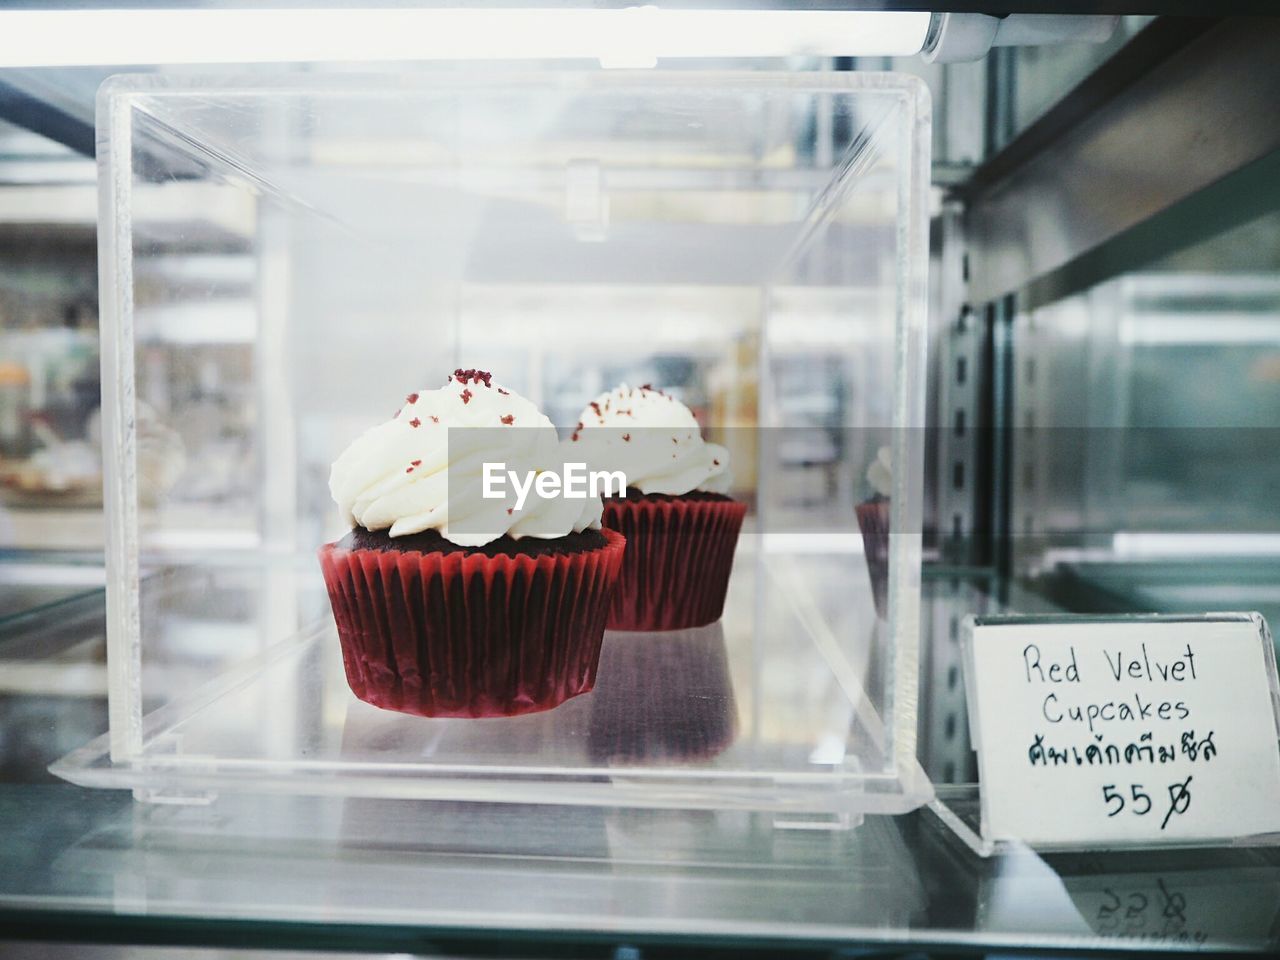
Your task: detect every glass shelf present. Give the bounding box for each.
[53,548,929,815]
[0,556,105,637]
[1049,558,1280,647]
[6,571,1280,954]
[5,757,1280,953]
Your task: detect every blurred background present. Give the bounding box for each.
[3,6,1280,957]
[6,14,1280,758]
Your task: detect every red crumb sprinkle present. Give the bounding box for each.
[411,460,421,466]
[453,368,493,387]
[406,393,419,404]
[500,414,514,425]
[498,387,509,396]
[713,459,720,466]
[507,508,513,515]
[460,388,473,404]
[640,383,653,391]
[622,433,631,442]
[430,415,439,423]
[589,401,602,418]
[405,467,414,474]
[409,417,421,428]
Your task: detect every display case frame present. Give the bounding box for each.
[53,70,932,814]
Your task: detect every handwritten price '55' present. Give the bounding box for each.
[1102,777,1193,829]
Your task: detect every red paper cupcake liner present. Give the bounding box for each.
[601,495,747,631]
[318,528,626,718]
[856,498,891,620]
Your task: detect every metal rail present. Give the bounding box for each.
[964,16,1280,305]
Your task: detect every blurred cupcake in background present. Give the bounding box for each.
[588,622,737,766]
[856,445,892,620]
[573,384,747,631]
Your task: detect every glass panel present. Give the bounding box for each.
[994,16,1156,152]
[59,73,931,815]
[1017,206,1280,547]
[1014,201,1280,642]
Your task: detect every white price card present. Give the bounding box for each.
[963,613,1280,850]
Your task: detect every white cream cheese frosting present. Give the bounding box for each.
[330,369,602,547]
[866,445,892,498]
[572,384,731,496]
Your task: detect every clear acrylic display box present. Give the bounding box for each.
[53,71,932,815]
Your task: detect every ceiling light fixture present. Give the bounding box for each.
[0,8,931,68]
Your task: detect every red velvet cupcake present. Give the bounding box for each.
[322,370,625,718]
[319,527,624,717]
[574,384,745,631]
[602,491,746,631]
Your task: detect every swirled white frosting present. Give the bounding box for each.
[867,445,892,498]
[330,371,602,547]
[573,384,731,496]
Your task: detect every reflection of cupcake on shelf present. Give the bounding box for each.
[334,707,608,857]
[337,684,595,772]
[319,370,625,719]
[856,445,892,620]
[572,384,747,631]
[588,622,737,766]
